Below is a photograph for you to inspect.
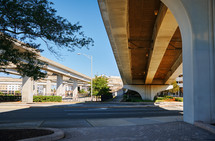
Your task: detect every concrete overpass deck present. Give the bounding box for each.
[98,0,215,124]
[98,0,182,100]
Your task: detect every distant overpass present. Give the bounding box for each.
[1,41,91,103]
[98,0,215,125]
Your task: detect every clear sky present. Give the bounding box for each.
[0,0,120,78]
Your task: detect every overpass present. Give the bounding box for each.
[98,0,215,124]
[1,43,91,103]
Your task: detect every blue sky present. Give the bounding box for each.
[0,0,120,78]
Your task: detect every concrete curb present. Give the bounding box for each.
[29,105,158,108]
[1,127,65,141]
[0,106,30,109]
[85,101,155,105]
[194,121,215,134]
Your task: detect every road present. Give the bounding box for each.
[0,104,183,121]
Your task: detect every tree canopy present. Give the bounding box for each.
[169,81,180,94]
[0,0,94,80]
[92,75,111,96]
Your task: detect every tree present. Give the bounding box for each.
[0,0,94,80]
[91,75,111,96]
[169,81,179,94]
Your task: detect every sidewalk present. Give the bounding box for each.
[4,102,214,140]
[60,121,215,141]
[1,115,215,141]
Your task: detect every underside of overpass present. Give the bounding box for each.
[98,0,182,100]
[98,0,182,86]
[99,0,215,125]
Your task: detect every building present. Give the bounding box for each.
[0,77,22,94]
[107,76,123,92]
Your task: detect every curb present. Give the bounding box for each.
[194,121,215,134]
[0,106,30,109]
[16,128,64,141]
[29,105,158,108]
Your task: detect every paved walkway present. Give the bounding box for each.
[0,102,214,140]
[60,121,215,141]
[1,115,215,141]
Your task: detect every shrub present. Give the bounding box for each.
[164,95,173,99]
[175,97,183,102]
[101,93,113,101]
[79,89,88,94]
[156,97,166,100]
[125,97,154,102]
[0,95,21,102]
[33,96,62,102]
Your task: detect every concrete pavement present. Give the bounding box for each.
[1,102,214,140]
[1,116,215,141]
[60,121,215,141]
[0,116,183,128]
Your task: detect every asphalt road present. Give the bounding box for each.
[0,106,183,121]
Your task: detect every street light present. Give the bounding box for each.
[77,53,93,101]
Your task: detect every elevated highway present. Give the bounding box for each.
[98,0,182,100]
[1,43,91,103]
[98,0,215,124]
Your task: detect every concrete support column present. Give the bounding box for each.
[124,85,169,100]
[43,86,46,96]
[162,0,215,124]
[46,80,52,95]
[62,83,66,97]
[73,79,78,98]
[22,76,33,103]
[33,81,37,95]
[56,75,64,96]
[79,85,82,90]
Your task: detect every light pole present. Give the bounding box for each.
[77,53,93,101]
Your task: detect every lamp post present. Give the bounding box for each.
[77,53,93,101]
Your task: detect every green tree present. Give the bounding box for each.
[0,0,94,80]
[169,81,179,94]
[92,75,111,96]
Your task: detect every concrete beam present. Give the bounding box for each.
[164,54,183,84]
[124,85,169,100]
[145,5,178,84]
[98,0,132,84]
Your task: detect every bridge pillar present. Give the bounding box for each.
[73,79,78,99]
[79,85,82,90]
[56,75,64,96]
[124,85,169,100]
[22,76,33,103]
[62,83,66,97]
[46,80,52,95]
[33,81,37,95]
[162,0,215,124]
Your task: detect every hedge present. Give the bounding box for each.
[33,96,62,102]
[175,97,183,102]
[0,95,21,102]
